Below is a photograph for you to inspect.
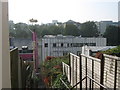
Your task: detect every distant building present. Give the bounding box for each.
[95,21,118,35]
[52,20,58,25]
[41,35,106,61]
[82,45,117,56]
[64,20,81,29]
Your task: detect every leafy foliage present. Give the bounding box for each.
[64,24,80,36]
[102,46,120,57]
[53,74,72,89]
[104,25,120,45]
[80,21,98,37]
[41,55,70,88]
[9,21,99,38]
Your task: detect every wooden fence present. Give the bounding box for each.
[62,53,120,89]
[10,47,21,88]
[10,47,34,88]
[103,54,120,89]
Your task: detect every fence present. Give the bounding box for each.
[10,47,21,88]
[62,53,120,89]
[103,54,120,89]
[62,62,70,82]
[10,47,34,88]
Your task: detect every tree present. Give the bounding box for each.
[104,25,120,45]
[80,21,98,37]
[64,24,80,36]
[14,23,31,38]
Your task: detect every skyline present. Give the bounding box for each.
[9,0,119,24]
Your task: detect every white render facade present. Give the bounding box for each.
[41,35,106,61]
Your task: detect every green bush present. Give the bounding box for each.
[41,55,70,88]
[102,46,120,57]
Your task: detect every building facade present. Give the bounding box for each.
[41,35,106,61]
[95,21,118,35]
[82,45,116,56]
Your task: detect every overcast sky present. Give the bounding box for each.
[9,0,119,24]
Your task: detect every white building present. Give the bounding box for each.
[82,45,117,56]
[41,35,106,61]
[96,21,118,35]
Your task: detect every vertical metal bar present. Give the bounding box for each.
[89,78,92,90]
[100,54,104,90]
[69,53,71,84]
[76,57,77,89]
[85,57,87,90]
[114,60,117,90]
[80,55,82,90]
[92,60,94,90]
[73,55,74,86]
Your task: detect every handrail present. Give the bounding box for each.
[81,54,101,62]
[70,75,108,90]
[87,75,107,90]
[10,47,18,52]
[70,76,87,89]
[70,53,80,58]
[103,54,120,61]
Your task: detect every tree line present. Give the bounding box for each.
[9,21,120,46]
[9,21,99,38]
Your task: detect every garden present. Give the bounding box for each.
[40,55,71,88]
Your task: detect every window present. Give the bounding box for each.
[90,43,96,46]
[53,43,56,47]
[61,43,63,47]
[44,43,48,47]
[67,43,69,47]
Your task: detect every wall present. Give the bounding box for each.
[13,38,42,64]
[13,38,33,49]
[0,0,11,89]
[42,36,106,61]
[10,48,19,88]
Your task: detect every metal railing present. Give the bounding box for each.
[60,75,108,90]
[70,75,108,90]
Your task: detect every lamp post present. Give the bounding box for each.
[29,18,39,73]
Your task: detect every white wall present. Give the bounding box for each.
[42,36,106,61]
[0,0,11,89]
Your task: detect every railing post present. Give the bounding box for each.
[100,54,104,90]
[76,57,77,89]
[114,60,117,90]
[85,57,87,90]
[70,54,74,86]
[79,55,82,90]
[92,60,94,90]
[69,53,71,84]
[89,78,91,90]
